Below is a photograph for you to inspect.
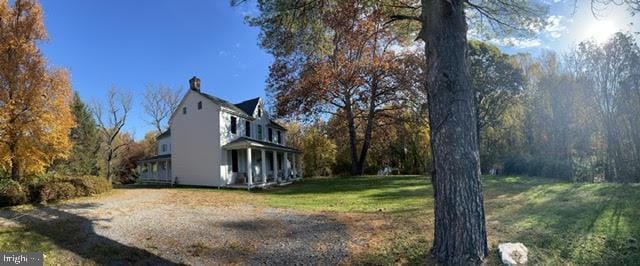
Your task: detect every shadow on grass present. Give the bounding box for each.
[0,204,178,265]
[487,180,640,265]
[261,175,430,195]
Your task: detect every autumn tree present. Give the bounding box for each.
[91,87,132,183]
[238,0,640,263]
[0,0,74,180]
[110,132,144,184]
[142,84,182,134]
[262,1,412,175]
[140,131,158,158]
[572,33,640,182]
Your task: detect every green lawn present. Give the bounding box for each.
[261,175,640,265]
[1,175,639,265]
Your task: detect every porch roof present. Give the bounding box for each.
[222,137,300,153]
[138,154,171,162]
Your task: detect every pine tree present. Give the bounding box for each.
[64,93,100,176]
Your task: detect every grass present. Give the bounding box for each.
[261,175,640,265]
[1,175,639,265]
[261,175,431,213]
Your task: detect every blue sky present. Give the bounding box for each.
[39,0,268,139]
[37,0,638,140]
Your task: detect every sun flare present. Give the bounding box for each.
[584,19,618,44]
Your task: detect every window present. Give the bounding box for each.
[245,121,251,137]
[183,107,187,114]
[277,131,282,144]
[257,125,263,139]
[161,144,167,152]
[268,128,273,141]
[258,108,262,117]
[231,150,238,172]
[230,116,237,134]
[197,101,202,110]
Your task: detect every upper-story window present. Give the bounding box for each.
[258,108,262,117]
[161,144,167,153]
[245,121,251,137]
[268,128,273,142]
[183,107,187,114]
[277,131,282,144]
[230,116,237,134]
[197,101,202,110]
[257,125,263,139]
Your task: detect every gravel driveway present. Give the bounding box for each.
[0,189,349,265]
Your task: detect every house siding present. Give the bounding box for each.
[171,91,222,187]
[158,137,171,155]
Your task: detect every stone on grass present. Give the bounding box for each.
[498,242,528,265]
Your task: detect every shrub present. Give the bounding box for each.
[0,179,29,207]
[37,181,78,202]
[503,155,572,180]
[70,175,112,196]
[29,175,111,204]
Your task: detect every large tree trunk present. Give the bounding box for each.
[344,96,361,176]
[421,0,488,264]
[10,155,19,181]
[9,142,19,180]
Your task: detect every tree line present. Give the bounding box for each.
[0,0,182,184]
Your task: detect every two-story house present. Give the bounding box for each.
[138,76,301,188]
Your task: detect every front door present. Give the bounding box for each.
[231,150,238,173]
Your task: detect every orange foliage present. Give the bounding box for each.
[0,0,74,178]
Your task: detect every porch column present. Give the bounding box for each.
[247,147,253,189]
[261,149,267,184]
[292,154,297,179]
[284,152,290,181]
[273,151,279,183]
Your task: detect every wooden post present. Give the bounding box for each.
[261,149,267,184]
[284,152,290,181]
[292,154,297,179]
[273,151,279,183]
[247,147,253,190]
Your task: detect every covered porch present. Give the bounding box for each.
[222,137,301,190]
[137,154,172,184]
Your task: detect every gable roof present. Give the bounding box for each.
[234,97,260,117]
[269,120,287,131]
[157,129,171,140]
[196,91,255,119]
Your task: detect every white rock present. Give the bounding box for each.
[498,242,528,265]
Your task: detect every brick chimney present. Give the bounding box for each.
[189,76,201,92]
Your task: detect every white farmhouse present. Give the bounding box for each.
[138,76,301,188]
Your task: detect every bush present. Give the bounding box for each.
[37,181,78,202]
[68,175,112,196]
[0,179,29,207]
[34,175,111,203]
[503,155,572,180]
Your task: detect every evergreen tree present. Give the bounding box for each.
[65,93,100,175]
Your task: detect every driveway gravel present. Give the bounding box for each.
[0,189,350,265]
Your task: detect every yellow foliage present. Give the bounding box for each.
[0,0,75,178]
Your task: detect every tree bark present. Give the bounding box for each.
[344,95,361,176]
[10,152,19,181]
[421,0,488,264]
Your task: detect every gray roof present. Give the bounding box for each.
[139,154,171,162]
[197,91,255,119]
[234,97,260,117]
[157,129,171,140]
[223,137,300,152]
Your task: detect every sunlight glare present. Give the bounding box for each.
[584,19,618,44]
